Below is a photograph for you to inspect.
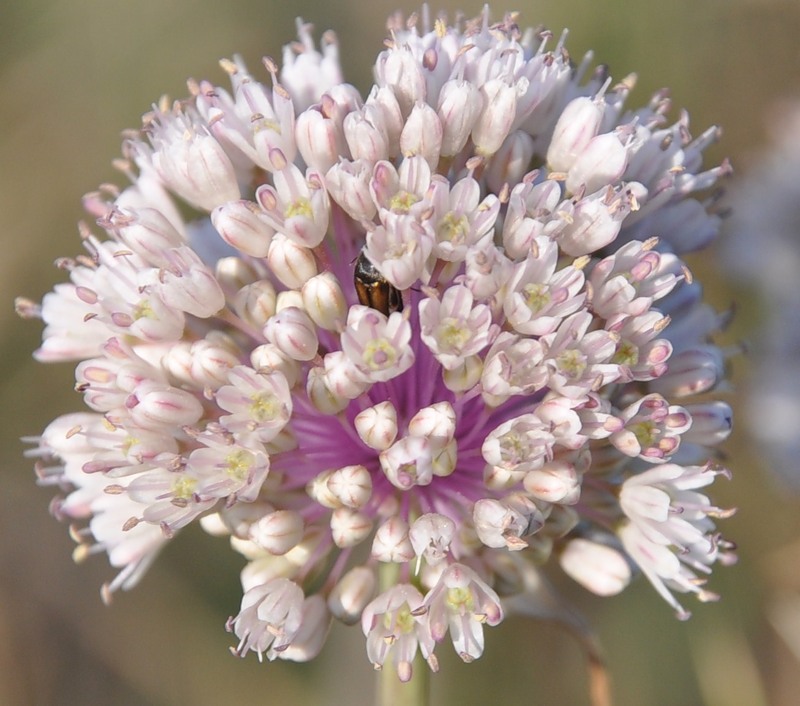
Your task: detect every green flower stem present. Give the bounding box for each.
[375,563,430,706]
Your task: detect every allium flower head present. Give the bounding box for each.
[19,7,736,680]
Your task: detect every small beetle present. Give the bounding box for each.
[354,250,403,316]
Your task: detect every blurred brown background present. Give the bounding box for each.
[2,0,800,704]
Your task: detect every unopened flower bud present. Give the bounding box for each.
[330,508,373,548]
[215,256,258,292]
[267,232,318,289]
[203,502,274,539]
[473,78,519,157]
[159,342,194,387]
[276,289,305,313]
[431,439,457,477]
[302,272,347,331]
[400,101,442,169]
[128,382,204,429]
[649,346,724,398]
[199,512,231,537]
[442,354,483,393]
[437,78,482,157]
[323,351,370,400]
[566,131,630,196]
[328,566,376,625]
[249,510,305,555]
[376,45,427,117]
[547,95,605,173]
[483,464,527,491]
[408,402,456,448]
[557,189,629,257]
[112,206,184,267]
[250,343,301,389]
[485,130,536,194]
[354,401,398,450]
[295,108,347,174]
[211,200,275,257]
[233,280,277,328]
[153,130,240,211]
[153,246,225,318]
[344,109,390,163]
[307,469,339,509]
[264,307,318,362]
[189,336,238,389]
[327,464,372,509]
[236,546,296,588]
[523,460,581,504]
[371,516,414,562]
[366,85,403,155]
[559,538,631,596]
[682,401,733,445]
[306,366,348,415]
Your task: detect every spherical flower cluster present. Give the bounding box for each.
[19,8,736,680]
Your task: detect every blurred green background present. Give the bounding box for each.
[2,1,800,704]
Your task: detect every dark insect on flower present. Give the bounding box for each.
[354,249,403,316]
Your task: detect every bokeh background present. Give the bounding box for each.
[2,0,800,704]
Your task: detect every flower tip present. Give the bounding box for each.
[71,542,90,563]
[427,653,440,672]
[397,660,413,682]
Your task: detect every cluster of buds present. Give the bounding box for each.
[19,7,735,680]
